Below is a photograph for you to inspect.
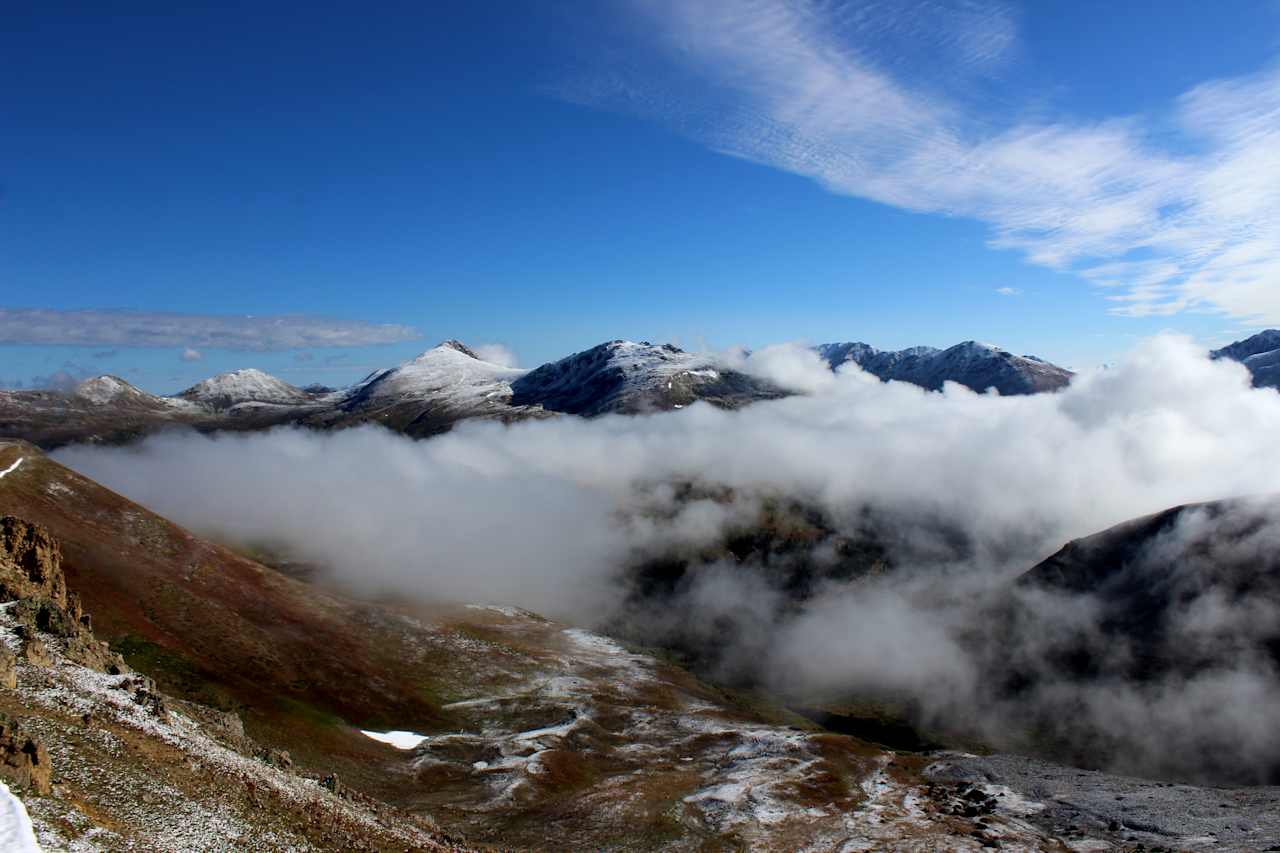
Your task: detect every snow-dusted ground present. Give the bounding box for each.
[0,604,464,852]
[0,781,40,853]
[399,611,1073,851]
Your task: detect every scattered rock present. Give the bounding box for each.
[322,772,344,797]
[22,635,52,668]
[263,748,294,772]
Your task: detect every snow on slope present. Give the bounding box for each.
[818,339,1072,395]
[0,782,39,853]
[1212,330,1280,388]
[74,376,148,405]
[178,368,313,409]
[510,340,782,415]
[342,340,528,410]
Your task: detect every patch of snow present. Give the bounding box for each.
[983,783,1047,818]
[464,604,524,618]
[0,457,23,480]
[0,781,39,853]
[343,343,527,409]
[360,729,429,749]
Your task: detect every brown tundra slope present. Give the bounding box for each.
[0,438,1089,851]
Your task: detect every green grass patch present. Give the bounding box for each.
[109,634,237,710]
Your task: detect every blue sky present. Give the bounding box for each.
[2,1,1278,392]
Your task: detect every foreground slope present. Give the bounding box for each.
[0,439,1091,850]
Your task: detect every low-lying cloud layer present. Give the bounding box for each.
[55,335,1280,782]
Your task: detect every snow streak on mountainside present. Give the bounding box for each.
[1212,329,1280,388]
[511,340,786,415]
[817,340,1073,395]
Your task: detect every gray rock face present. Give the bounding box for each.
[817,340,1073,394]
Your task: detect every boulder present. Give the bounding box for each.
[0,714,51,795]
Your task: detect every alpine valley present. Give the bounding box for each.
[2,331,1280,851]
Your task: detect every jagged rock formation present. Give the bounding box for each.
[1,515,126,676]
[0,516,66,606]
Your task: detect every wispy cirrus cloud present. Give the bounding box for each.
[0,309,421,351]
[560,0,1280,325]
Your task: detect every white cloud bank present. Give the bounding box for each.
[54,335,1280,781]
[0,309,420,351]
[558,0,1280,325]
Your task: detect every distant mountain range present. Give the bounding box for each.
[0,332,1103,449]
[817,339,1073,395]
[1211,329,1280,388]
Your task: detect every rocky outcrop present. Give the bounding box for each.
[0,515,67,607]
[0,713,51,795]
[0,516,126,675]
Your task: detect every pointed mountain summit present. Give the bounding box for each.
[320,340,544,437]
[341,340,526,406]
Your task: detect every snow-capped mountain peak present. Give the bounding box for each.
[510,340,783,415]
[177,368,312,409]
[74,375,149,405]
[341,340,527,407]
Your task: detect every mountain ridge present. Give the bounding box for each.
[3,333,1079,448]
[817,339,1074,395]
